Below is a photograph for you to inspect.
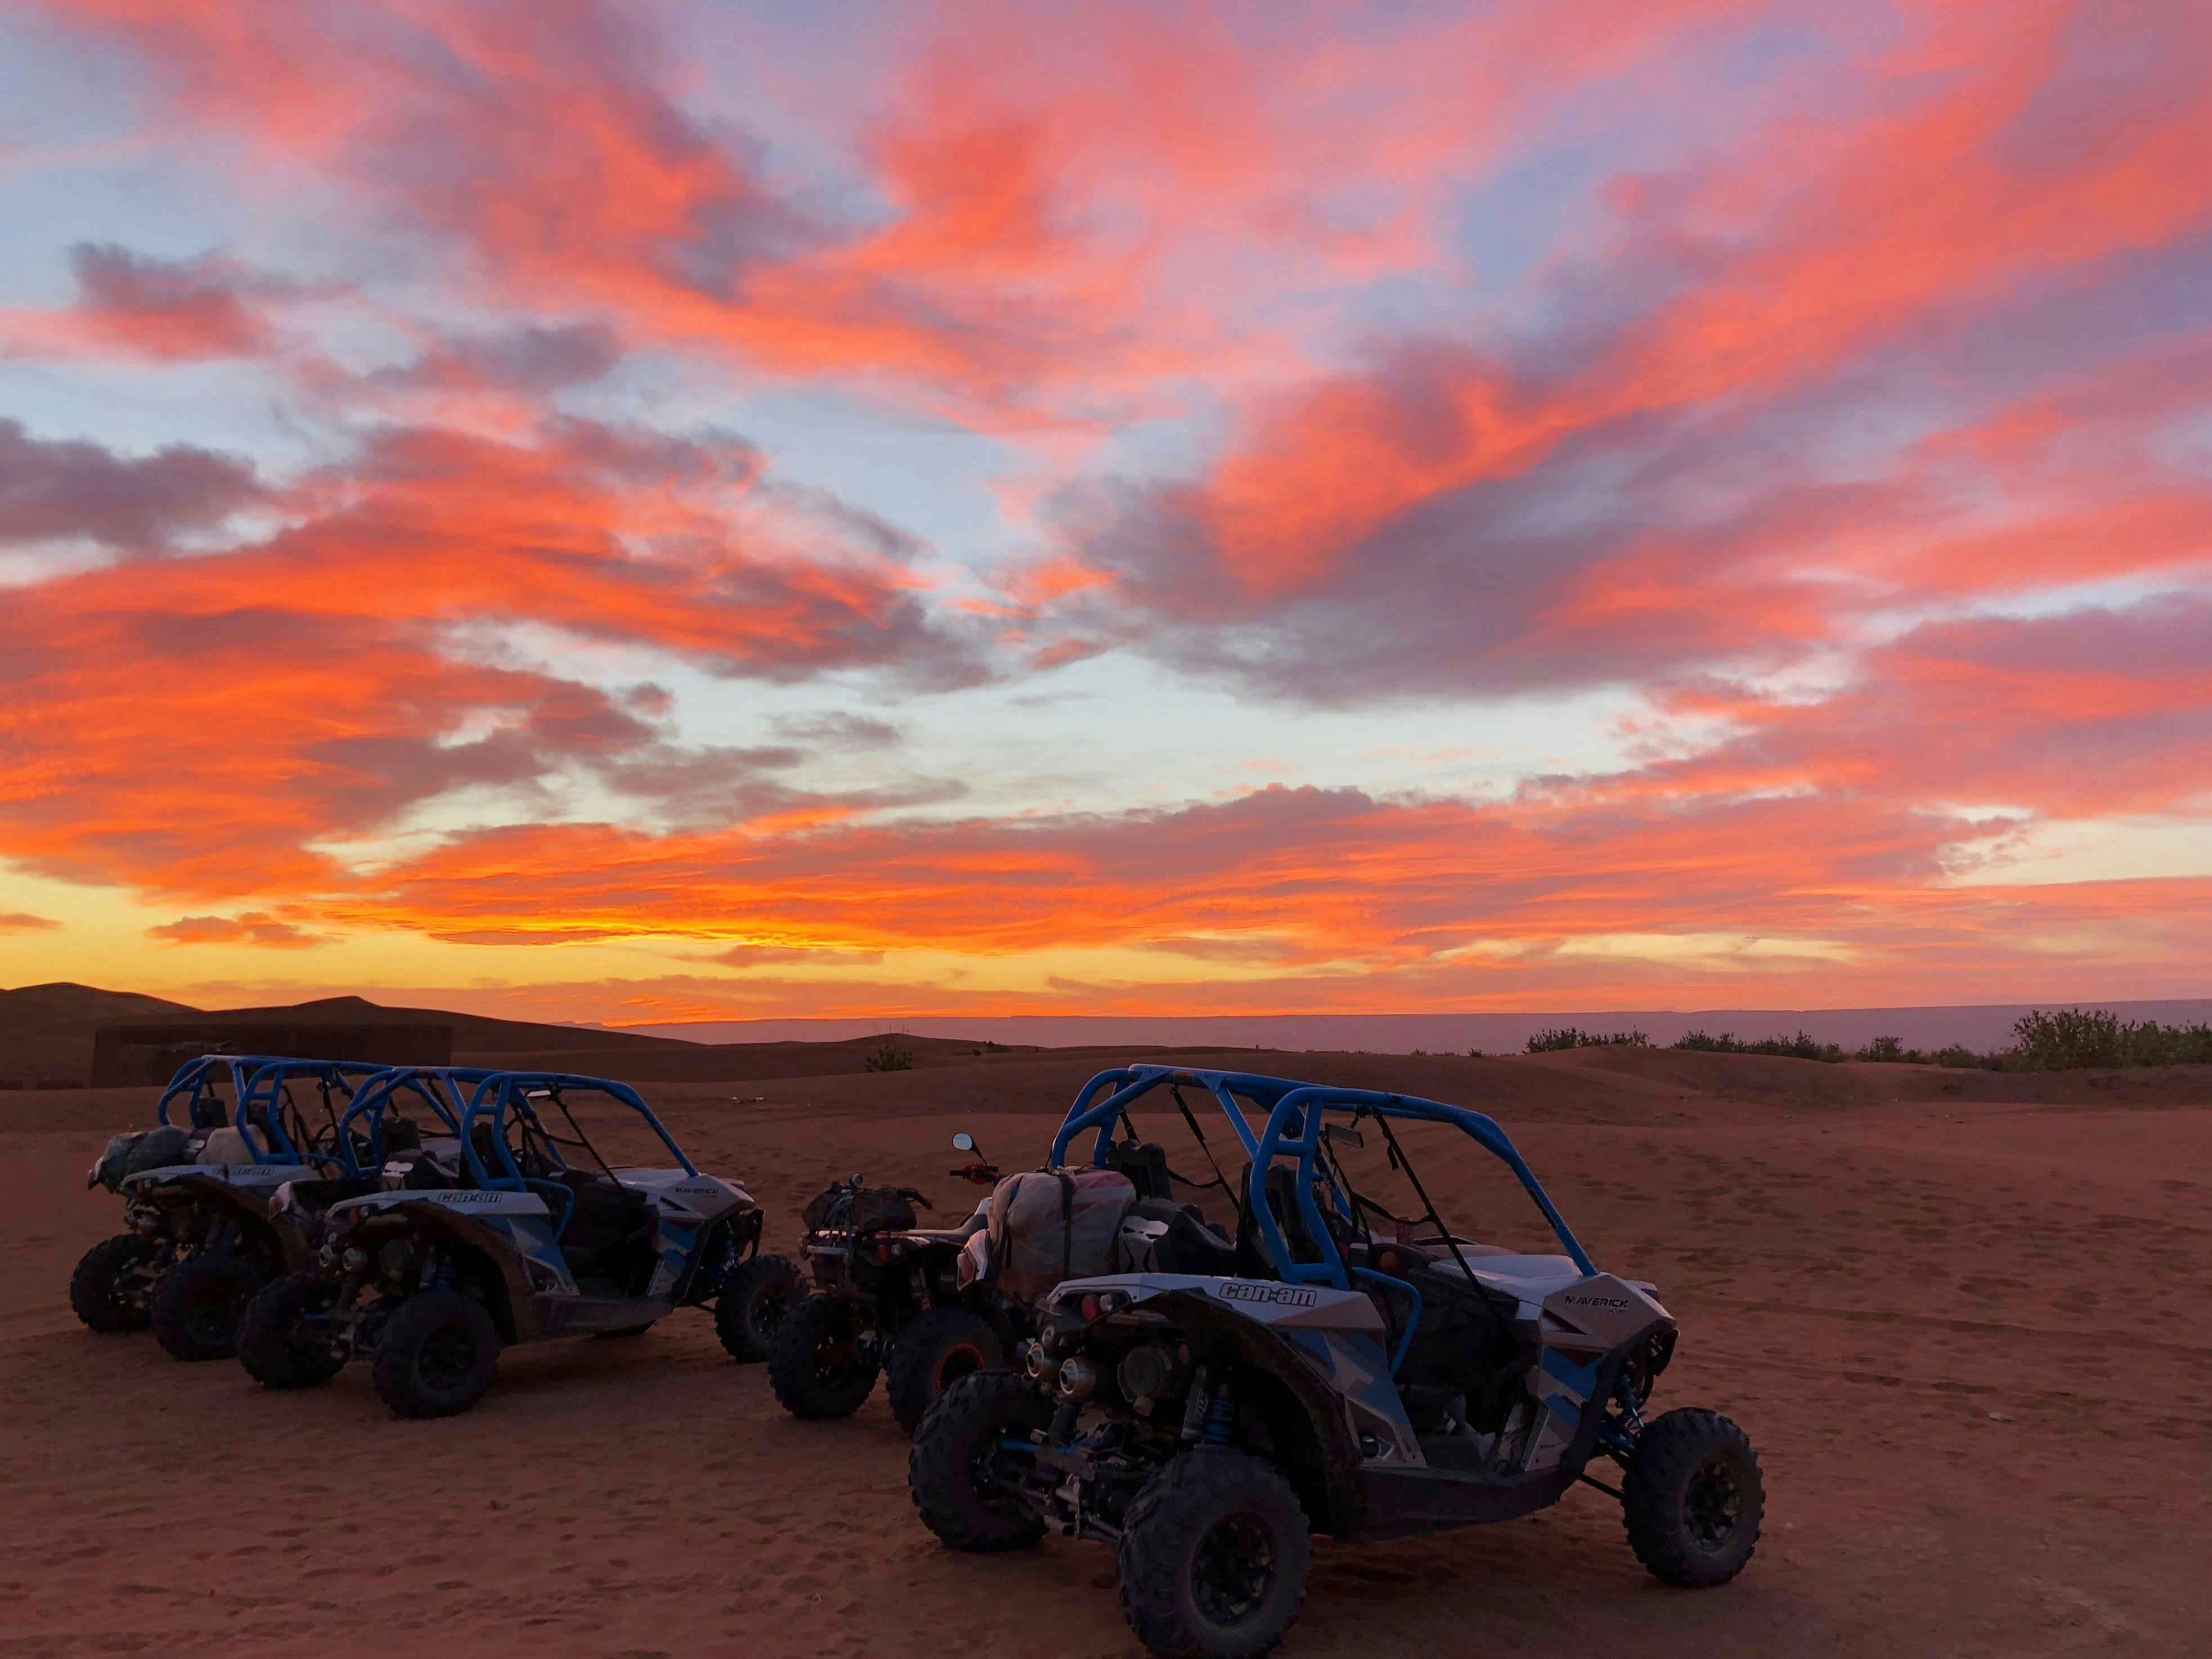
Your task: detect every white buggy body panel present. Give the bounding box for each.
[611,1168,752,1223]
[327,1187,553,1220]
[1047,1258,1669,1482]
[319,1163,761,1343]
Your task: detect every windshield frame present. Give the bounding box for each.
[456,1073,696,1189]
[233,1061,389,1164]
[330,1066,481,1176]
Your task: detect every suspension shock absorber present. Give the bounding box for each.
[1202,1384,1237,1447]
[1179,1365,1214,1444]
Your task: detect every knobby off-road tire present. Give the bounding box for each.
[715,1254,802,1362]
[70,1234,159,1333]
[1118,1450,1311,1659]
[237,1272,347,1389]
[1622,1406,1764,1588]
[766,1294,880,1419]
[371,1290,500,1419]
[886,1305,1004,1434]
[150,1252,268,1361]
[908,1371,1052,1553]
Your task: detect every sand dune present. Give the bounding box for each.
[4,1046,2206,1656]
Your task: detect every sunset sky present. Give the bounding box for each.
[1,0,2207,1026]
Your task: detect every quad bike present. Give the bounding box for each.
[910,1065,1764,1659]
[71,1057,392,1360]
[235,1072,796,1417]
[768,1132,1016,1433]
[773,1115,1217,1434]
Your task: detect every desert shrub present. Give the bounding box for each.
[1854,1035,1944,1064]
[1671,1029,1845,1062]
[1526,1027,1649,1053]
[2010,1009,2212,1070]
[864,1041,916,1073]
[2012,1008,2123,1069]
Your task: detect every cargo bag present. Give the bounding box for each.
[986,1167,1137,1301]
[802,1183,918,1235]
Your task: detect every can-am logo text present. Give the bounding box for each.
[1218,1283,1318,1308]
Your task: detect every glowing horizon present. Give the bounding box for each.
[2,1,2208,1024]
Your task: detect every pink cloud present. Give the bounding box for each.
[0,0,2206,1015]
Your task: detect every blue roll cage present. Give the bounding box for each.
[327,1066,483,1178]
[452,1073,697,1241]
[1051,1065,1596,1374]
[155,1056,389,1164]
[155,1055,300,1131]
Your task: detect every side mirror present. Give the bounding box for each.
[952,1132,975,1153]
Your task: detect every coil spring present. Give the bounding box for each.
[1203,1391,1236,1446]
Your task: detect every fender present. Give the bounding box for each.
[132,1169,297,1247]
[1150,1288,1372,1540]
[124,1163,305,1198]
[667,1204,764,1306]
[616,1169,753,1226]
[1351,1312,1673,1541]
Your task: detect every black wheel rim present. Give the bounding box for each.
[752,1284,795,1331]
[291,1300,336,1357]
[1683,1455,1743,1551]
[114,1258,154,1311]
[970,1409,1025,1503]
[419,1325,478,1392]
[190,1275,251,1342]
[813,1310,862,1386]
[1191,1510,1276,1627]
[936,1340,986,1394]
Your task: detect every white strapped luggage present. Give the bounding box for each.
[986,1166,1136,1300]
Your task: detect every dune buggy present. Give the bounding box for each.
[237,1072,794,1417]
[254,1065,484,1275]
[911,1065,1763,1659]
[71,1056,391,1360]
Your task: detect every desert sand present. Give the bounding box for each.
[4,1045,2208,1657]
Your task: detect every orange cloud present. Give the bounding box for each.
[147,912,326,949]
[0,414,971,896]
[284,781,2209,1014]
